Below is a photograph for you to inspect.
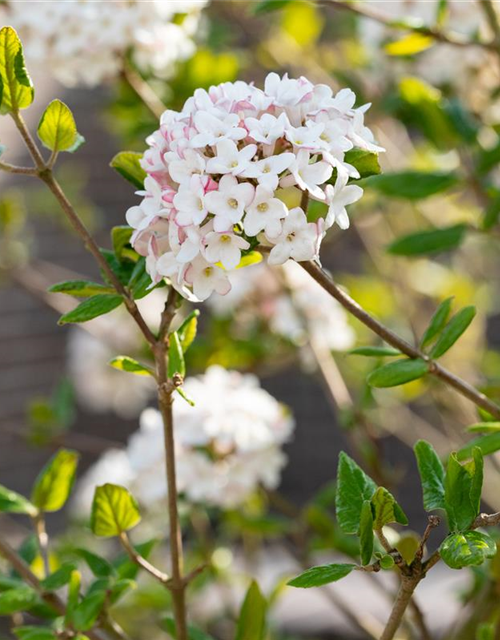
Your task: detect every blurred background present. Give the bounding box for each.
[2,1,500,638]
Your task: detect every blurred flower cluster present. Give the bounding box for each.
[0,0,207,86]
[77,366,294,510]
[127,72,381,301]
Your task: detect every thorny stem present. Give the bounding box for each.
[4,109,189,640]
[298,260,500,420]
[325,0,499,51]
[0,537,111,640]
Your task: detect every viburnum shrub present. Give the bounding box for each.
[2,19,500,640]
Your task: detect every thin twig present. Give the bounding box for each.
[324,0,497,51]
[119,532,169,585]
[122,62,166,120]
[298,260,500,420]
[32,513,50,578]
[0,160,37,175]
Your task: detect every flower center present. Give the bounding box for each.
[257,203,269,213]
[230,160,239,168]
[227,198,239,209]
[286,232,296,242]
[220,234,231,243]
[197,198,204,210]
[262,165,271,174]
[204,267,213,277]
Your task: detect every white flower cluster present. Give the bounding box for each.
[1,0,207,87]
[127,73,381,301]
[208,261,355,352]
[76,366,294,509]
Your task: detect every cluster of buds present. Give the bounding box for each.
[127,73,382,301]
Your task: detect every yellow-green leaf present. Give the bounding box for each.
[91,484,141,537]
[0,26,33,114]
[385,33,434,57]
[31,449,79,512]
[37,99,83,152]
[109,356,154,377]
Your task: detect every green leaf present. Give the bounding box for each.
[388,224,467,256]
[252,0,292,14]
[482,193,500,230]
[40,563,77,591]
[420,297,454,349]
[440,531,497,569]
[235,581,267,640]
[0,484,37,516]
[109,356,154,377]
[477,623,495,640]
[58,294,123,325]
[467,422,500,433]
[363,171,458,200]
[110,152,146,190]
[65,570,81,626]
[161,618,214,640]
[367,358,428,388]
[445,449,483,532]
[111,226,133,261]
[91,484,141,537]
[31,449,79,512]
[344,149,381,179]
[0,26,33,114]
[385,33,434,56]
[48,280,114,297]
[379,554,395,570]
[128,257,153,300]
[0,586,37,614]
[430,306,476,358]
[13,627,56,640]
[168,331,186,378]
[349,346,402,357]
[37,100,83,152]
[457,432,500,461]
[287,563,355,588]
[176,387,195,406]
[114,538,157,580]
[359,500,374,566]
[72,591,107,631]
[396,533,420,565]
[109,579,136,605]
[73,549,115,578]
[414,440,446,511]
[371,487,408,529]
[178,310,200,353]
[336,452,377,534]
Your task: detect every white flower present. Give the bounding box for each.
[285,121,325,150]
[185,256,232,301]
[206,139,258,176]
[168,149,206,185]
[191,112,247,148]
[173,175,211,227]
[268,207,319,265]
[245,113,289,145]
[324,171,364,230]
[241,153,295,191]
[204,232,250,270]
[284,149,333,199]
[264,72,313,108]
[244,186,288,238]
[204,175,255,232]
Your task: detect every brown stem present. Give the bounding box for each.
[472,511,500,529]
[32,513,50,577]
[0,161,37,175]
[415,516,441,564]
[0,537,108,640]
[298,260,500,420]
[380,575,422,640]
[326,0,497,51]
[122,63,166,120]
[7,110,157,347]
[119,532,169,585]
[478,0,500,42]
